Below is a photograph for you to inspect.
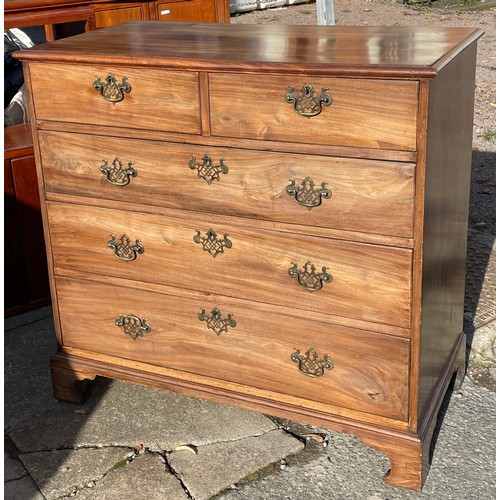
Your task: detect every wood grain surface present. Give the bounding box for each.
[56,276,410,422]
[47,201,413,330]
[155,0,217,22]
[15,23,483,80]
[210,74,418,151]
[39,130,415,237]
[29,63,201,134]
[417,43,477,420]
[93,3,148,28]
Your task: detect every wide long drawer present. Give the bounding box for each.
[56,276,410,422]
[29,63,201,134]
[47,202,412,330]
[40,131,415,237]
[209,74,418,151]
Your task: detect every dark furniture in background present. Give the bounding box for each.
[5,124,51,316]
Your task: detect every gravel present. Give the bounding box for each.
[232,0,496,235]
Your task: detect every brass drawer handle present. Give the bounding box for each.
[288,261,332,292]
[194,229,232,258]
[198,307,236,336]
[108,233,144,261]
[286,177,332,210]
[284,83,332,118]
[291,348,333,378]
[188,154,229,185]
[100,158,137,186]
[115,314,151,340]
[93,74,131,104]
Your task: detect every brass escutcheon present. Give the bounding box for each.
[93,74,131,104]
[291,348,333,377]
[198,307,236,336]
[193,229,232,258]
[188,154,229,185]
[108,233,144,261]
[288,261,332,292]
[115,314,151,340]
[286,177,332,210]
[100,158,137,186]
[284,83,332,118]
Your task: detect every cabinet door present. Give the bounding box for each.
[155,0,217,23]
[94,3,150,28]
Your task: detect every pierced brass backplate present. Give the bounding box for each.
[286,177,332,210]
[284,83,332,118]
[291,348,333,377]
[115,314,151,340]
[188,154,229,185]
[100,158,137,186]
[93,74,131,104]
[288,261,332,292]
[198,308,236,336]
[193,229,232,258]
[108,233,144,261]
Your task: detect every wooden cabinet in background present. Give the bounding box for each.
[5,0,230,41]
[93,0,228,28]
[93,2,150,27]
[4,124,51,316]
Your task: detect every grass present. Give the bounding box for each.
[484,130,496,140]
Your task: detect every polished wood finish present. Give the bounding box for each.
[30,63,201,134]
[17,22,479,78]
[209,75,418,150]
[155,0,217,22]
[417,43,477,421]
[56,276,410,422]
[4,124,50,316]
[39,131,416,237]
[47,201,413,329]
[17,23,482,490]
[93,2,149,27]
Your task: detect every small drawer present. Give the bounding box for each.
[29,63,201,134]
[209,74,418,151]
[47,202,412,330]
[57,277,410,422]
[40,131,415,238]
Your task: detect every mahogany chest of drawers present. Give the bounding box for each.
[17,22,482,490]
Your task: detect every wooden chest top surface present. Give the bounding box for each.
[16,21,482,77]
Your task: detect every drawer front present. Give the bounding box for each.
[156,0,217,22]
[29,63,201,134]
[210,74,418,151]
[48,202,412,329]
[40,131,415,237]
[57,277,410,422]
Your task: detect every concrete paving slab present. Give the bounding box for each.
[19,447,132,499]
[217,376,496,500]
[168,429,304,500]
[4,314,59,428]
[74,453,188,500]
[8,378,278,453]
[4,475,45,500]
[4,453,27,482]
